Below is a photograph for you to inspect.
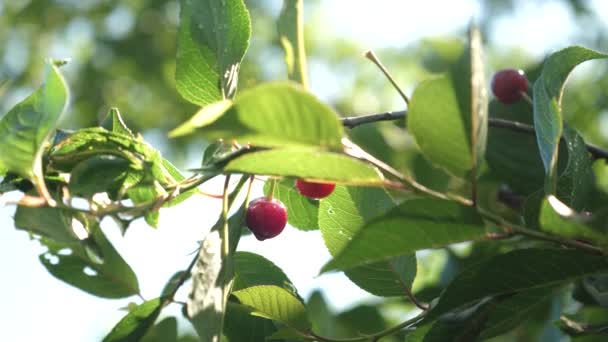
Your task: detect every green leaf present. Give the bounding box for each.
[14,206,77,243]
[321,198,486,273]
[335,304,390,336]
[408,75,472,178]
[101,108,135,138]
[0,61,68,179]
[223,302,279,342]
[532,46,608,193]
[425,248,608,321]
[127,183,165,228]
[232,251,300,298]
[524,128,594,228]
[160,157,195,207]
[232,285,311,331]
[160,271,189,298]
[142,317,178,342]
[175,0,251,105]
[479,287,560,340]
[171,82,344,149]
[49,128,152,171]
[50,127,184,196]
[39,222,140,298]
[263,179,319,231]
[408,28,488,182]
[278,0,308,87]
[0,61,68,192]
[318,186,417,296]
[224,148,383,185]
[540,196,608,247]
[306,291,335,337]
[69,155,134,199]
[168,100,233,138]
[405,303,491,342]
[103,298,162,342]
[555,128,594,210]
[485,100,547,195]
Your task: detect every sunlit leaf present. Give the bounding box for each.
[321,198,486,273]
[0,61,68,184]
[176,0,251,105]
[319,186,417,296]
[532,46,607,192]
[408,75,472,178]
[232,285,310,331]
[224,148,383,185]
[540,196,608,247]
[232,251,299,298]
[172,82,344,149]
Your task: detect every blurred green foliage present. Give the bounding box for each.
[1,0,607,169]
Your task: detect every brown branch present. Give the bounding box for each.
[340,110,608,160]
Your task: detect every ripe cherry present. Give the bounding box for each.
[491,68,529,104]
[295,179,336,199]
[246,197,288,241]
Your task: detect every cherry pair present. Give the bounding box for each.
[245,180,335,241]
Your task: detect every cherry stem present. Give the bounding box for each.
[196,189,224,199]
[521,91,533,106]
[267,178,278,200]
[365,50,410,105]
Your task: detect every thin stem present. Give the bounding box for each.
[267,178,278,200]
[340,110,608,160]
[342,138,471,206]
[405,287,429,311]
[521,91,533,106]
[479,208,606,255]
[510,223,605,255]
[341,110,406,128]
[365,51,410,105]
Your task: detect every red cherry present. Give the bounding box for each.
[295,179,336,199]
[491,69,529,104]
[246,197,288,241]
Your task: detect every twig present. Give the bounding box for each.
[342,138,472,206]
[340,110,608,160]
[341,110,406,128]
[478,208,606,255]
[405,287,429,311]
[510,223,605,255]
[365,51,410,105]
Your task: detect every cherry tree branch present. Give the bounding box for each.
[340,110,608,160]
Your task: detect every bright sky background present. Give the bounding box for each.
[1,0,608,341]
